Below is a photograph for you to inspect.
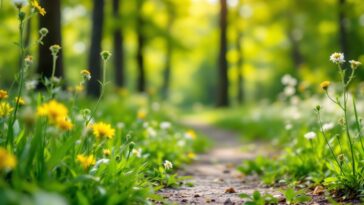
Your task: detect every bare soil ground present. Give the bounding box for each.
[158,121,282,205]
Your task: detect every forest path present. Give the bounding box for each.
[158,119,281,205]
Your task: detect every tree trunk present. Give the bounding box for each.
[37,0,63,80]
[113,0,125,87]
[87,0,105,97]
[161,5,174,100]
[136,0,146,93]
[217,0,229,107]
[236,33,244,104]
[338,0,348,56]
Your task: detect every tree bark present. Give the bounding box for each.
[217,0,229,107]
[37,0,63,80]
[113,0,125,87]
[161,5,174,100]
[236,33,244,104]
[136,0,146,93]
[87,0,105,97]
[338,0,348,56]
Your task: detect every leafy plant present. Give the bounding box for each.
[240,191,278,205]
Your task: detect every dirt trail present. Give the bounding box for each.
[159,121,281,205]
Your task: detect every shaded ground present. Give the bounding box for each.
[158,120,282,204]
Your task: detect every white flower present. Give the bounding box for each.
[132,148,142,158]
[285,123,293,130]
[281,74,297,86]
[177,140,186,147]
[322,122,335,131]
[329,52,345,64]
[304,131,316,140]
[163,160,173,170]
[284,86,296,96]
[349,60,361,69]
[160,121,171,130]
[13,0,28,8]
[116,122,125,129]
[147,127,157,137]
[25,80,38,91]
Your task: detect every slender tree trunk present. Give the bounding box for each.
[161,6,174,100]
[87,0,105,97]
[37,0,63,80]
[113,0,125,87]
[217,0,229,107]
[136,0,146,93]
[288,29,303,70]
[236,33,244,104]
[338,0,348,56]
[286,7,303,70]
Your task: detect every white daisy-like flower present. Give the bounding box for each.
[132,148,142,158]
[284,86,296,96]
[304,131,316,140]
[281,74,297,86]
[13,0,28,8]
[163,160,173,170]
[160,121,171,130]
[285,123,293,130]
[329,52,345,64]
[349,60,361,69]
[25,80,38,91]
[147,127,157,137]
[322,122,335,131]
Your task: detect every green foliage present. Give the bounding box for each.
[240,191,278,205]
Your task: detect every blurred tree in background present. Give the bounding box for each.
[0,0,363,104]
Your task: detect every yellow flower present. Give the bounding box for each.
[31,0,46,16]
[92,122,115,139]
[0,148,17,171]
[15,97,26,106]
[0,90,8,100]
[320,81,331,91]
[75,85,84,93]
[103,149,111,156]
[0,102,14,118]
[137,110,147,120]
[187,152,196,159]
[81,69,91,81]
[56,117,73,131]
[77,154,95,170]
[185,130,197,140]
[37,100,68,122]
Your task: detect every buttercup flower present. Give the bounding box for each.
[349,60,361,70]
[163,160,173,170]
[0,90,8,99]
[103,149,111,156]
[77,154,95,170]
[0,102,14,118]
[320,81,330,91]
[31,0,46,16]
[0,148,17,171]
[304,131,316,140]
[92,122,115,139]
[56,117,73,131]
[329,52,345,64]
[185,130,196,140]
[14,97,25,106]
[37,100,68,122]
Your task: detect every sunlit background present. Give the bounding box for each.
[1,0,364,106]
